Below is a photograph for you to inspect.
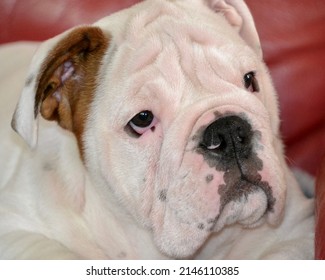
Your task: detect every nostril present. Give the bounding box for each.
[201,134,224,151]
[199,115,253,155]
[236,127,247,143]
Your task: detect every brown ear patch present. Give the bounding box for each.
[34,26,110,157]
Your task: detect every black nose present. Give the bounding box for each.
[200,116,253,159]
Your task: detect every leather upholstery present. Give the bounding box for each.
[316,157,325,259]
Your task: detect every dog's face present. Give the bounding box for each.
[12,0,286,258]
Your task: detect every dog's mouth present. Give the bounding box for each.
[194,114,276,230]
[209,171,276,232]
[219,171,276,214]
[151,111,284,258]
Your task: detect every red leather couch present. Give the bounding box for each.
[1,0,324,259]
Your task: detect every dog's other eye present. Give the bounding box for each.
[128,110,156,135]
[244,71,259,93]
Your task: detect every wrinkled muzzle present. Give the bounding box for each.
[150,98,286,258]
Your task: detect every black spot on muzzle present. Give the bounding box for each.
[196,115,275,215]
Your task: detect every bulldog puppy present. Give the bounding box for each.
[0,0,314,259]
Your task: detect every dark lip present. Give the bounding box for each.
[222,174,276,212]
[206,175,276,231]
[193,115,277,228]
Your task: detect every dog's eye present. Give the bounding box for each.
[128,110,156,135]
[244,71,259,93]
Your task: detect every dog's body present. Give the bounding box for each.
[0,0,314,259]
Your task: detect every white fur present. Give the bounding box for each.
[0,0,314,259]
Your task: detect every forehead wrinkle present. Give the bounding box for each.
[129,34,163,73]
[193,44,240,93]
[125,0,186,42]
[116,0,257,107]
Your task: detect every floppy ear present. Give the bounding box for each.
[203,0,262,57]
[11,26,109,148]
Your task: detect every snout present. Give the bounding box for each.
[199,115,253,167]
[196,114,264,185]
[195,114,276,226]
[152,98,286,258]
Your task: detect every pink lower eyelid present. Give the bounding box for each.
[132,126,148,135]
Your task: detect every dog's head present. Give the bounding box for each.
[12,0,286,258]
